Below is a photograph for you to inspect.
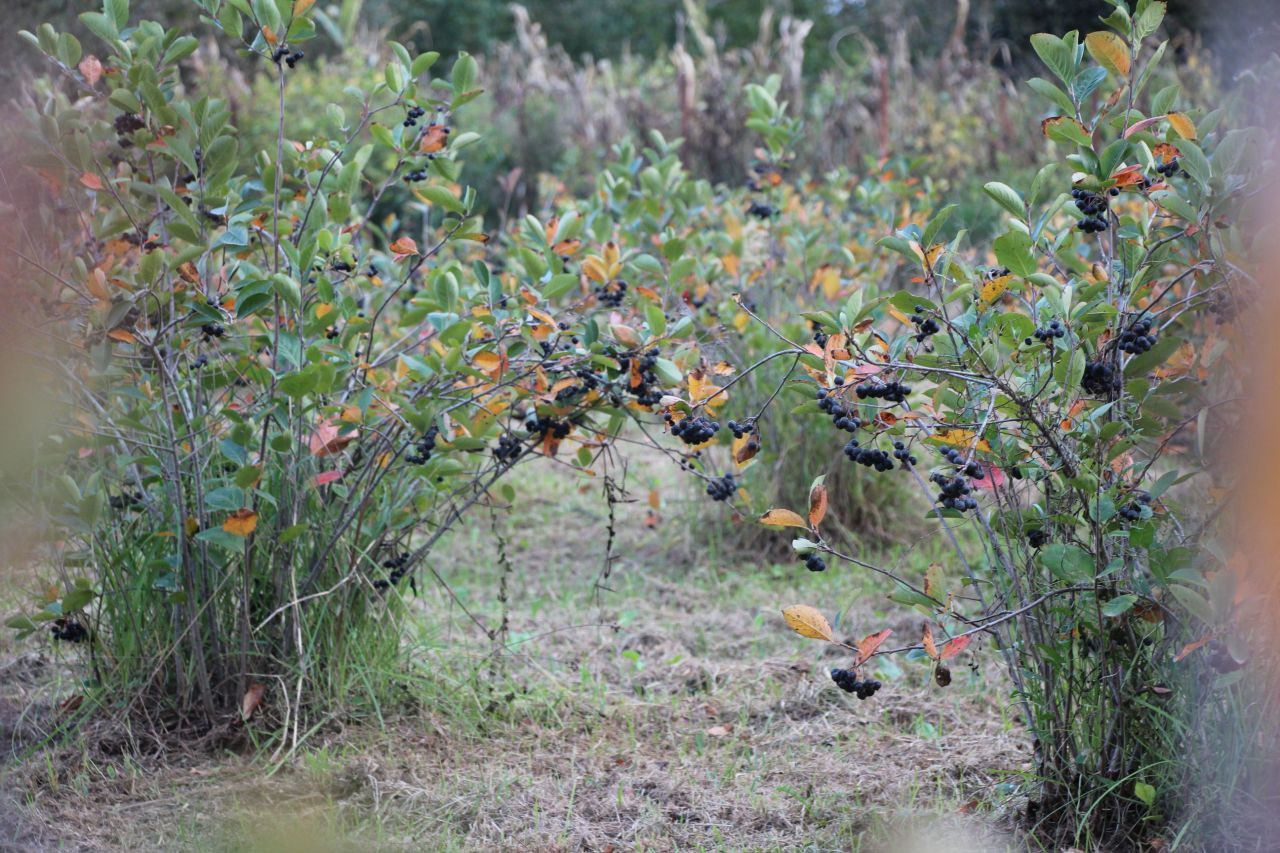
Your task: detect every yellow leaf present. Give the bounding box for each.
[581,255,608,283]
[721,254,740,276]
[223,509,258,537]
[924,563,943,600]
[978,274,1013,309]
[1085,31,1131,76]
[782,604,834,642]
[759,508,809,529]
[732,310,750,332]
[1166,112,1197,141]
[930,428,992,453]
[316,303,333,319]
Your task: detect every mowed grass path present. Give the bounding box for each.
[3,453,1028,851]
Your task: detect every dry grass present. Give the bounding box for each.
[1,450,1030,852]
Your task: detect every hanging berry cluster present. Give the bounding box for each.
[908,306,940,342]
[1029,319,1066,344]
[670,414,720,445]
[1082,360,1122,398]
[1118,315,1157,354]
[816,387,861,433]
[705,473,737,502]
[1072,186,1118,234]
[855,379,911,404]
[406,425,439,464]
[373,552,410,590]
[831,668,882,700]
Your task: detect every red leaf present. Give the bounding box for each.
[971,461,1006,491]
[311,470,343,488]
[855,628,892,665]
[940,634,972,660]
[80,172,104,191]
[389,236,419,259]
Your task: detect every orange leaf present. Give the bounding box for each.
[222,509,258,537]
[759,508,809,529]
[80,172,104,191]
[808,483,828,527]
[855,628,892,665]
[940,634,972,660]
[1173,634,1211,662]
[389,236,419,258]
[922,623,938,660]
[78,55,103,87]
[107,328,136,344]
[293,0,316,14]
[262,25,278,45]
[419,123,448,154]
[311,470,343,488]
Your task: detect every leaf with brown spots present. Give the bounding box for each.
[855,628,892,665]
[759,508,809,529]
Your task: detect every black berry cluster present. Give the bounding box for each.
[403,169,430,183]
[1072,186,1117,234]
[527,415,571,440]
[817,388,861,432]
[1118,491,1152,522]
[909,306,940,342]
[114,112,145,148]
[403,105,427,127]
[831,668,882,700]
[1082,360,1122,397]
[1027,527,1050,548]
[802,552,826,572]
[1155,157,1180,179]
[494,433,524,464]
[671,415,720,445]
[811,324,829,348]
[1030,319,1066,344]
[201,322,225,340]
[891,441,917,467]
[594,279,627,307]
[726,418,755,439]
[373,552,410,590]
[747,200,776,219]
[1118,316,1157,355]
[939,446,983,480]
[844,440,894,472]
[50,618,89,643]
[406,426,439,464]
[272,45,304,67]
[616,347,664,407]
[930,472,977,512]
[855,380,911,404]
[705,473,737,502]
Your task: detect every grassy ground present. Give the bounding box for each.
[1,450,1030,852]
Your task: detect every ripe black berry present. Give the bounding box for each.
[854,380,911,404]
[671,415,719,445]
[1027,527,1049,548]
[830,668,882,700]
[706,473,737,502]
[406,425,439,464]
[804,553,826,572]
[1082,360,1121,397]
[1033,319,1067,343]
[1118,315,1157,355]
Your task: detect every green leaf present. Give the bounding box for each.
[993,231,1036,278]
[984,182,1026,220]
[1102,595,1137,617]
[1030,33,1077,85]
[1039,544,1094,583]
[1134,782,1156,807]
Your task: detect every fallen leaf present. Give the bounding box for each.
[242,682,266,719]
